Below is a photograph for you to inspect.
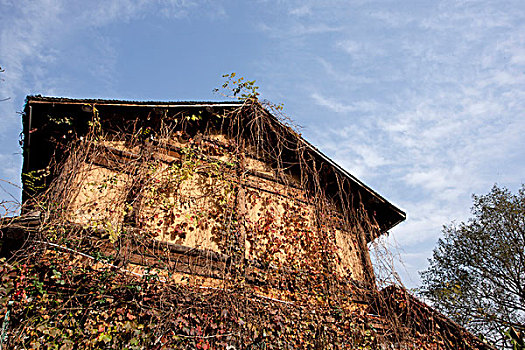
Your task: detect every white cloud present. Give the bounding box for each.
[0,0,523,289]
[510,48,525,65]
[0,0,208,98]
[368,10,415,28]
[291,2,525,288]
[336,40,386,59]
[0,0,213,206]
[289,5,311,17]
[317,58,376,84]
[311,92,380,114]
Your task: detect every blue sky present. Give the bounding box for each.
[1,0,524,288]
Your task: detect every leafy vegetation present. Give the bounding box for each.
[420,184,525,348]
[214,73,260,101]
[0,76,493,349]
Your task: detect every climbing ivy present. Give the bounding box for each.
[0,77,488,349]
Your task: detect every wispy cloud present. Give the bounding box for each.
[0,0,205,102]
[336,40,386,60]
[316,58,376,84]
[263,1,525,286]
[258,21,342,38]
[289,5,312,17]
[0,0,212,203]
[0,0,523,289]
[311,93,381,114]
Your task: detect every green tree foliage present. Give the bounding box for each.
[420,184,525,347]
[214,72,260,100]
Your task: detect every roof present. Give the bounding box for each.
[24,95,243,108]
[22,95,405,236]
[373,286,495,349]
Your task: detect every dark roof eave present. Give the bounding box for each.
[256,103,406,234]
[304,139,406,233]
[25,95,243,108]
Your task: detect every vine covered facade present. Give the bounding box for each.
[0,96,490,349]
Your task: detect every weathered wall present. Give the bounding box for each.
[68,163,130,234]
[64,133,370,283]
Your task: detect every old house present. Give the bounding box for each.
[0,96,491,349]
